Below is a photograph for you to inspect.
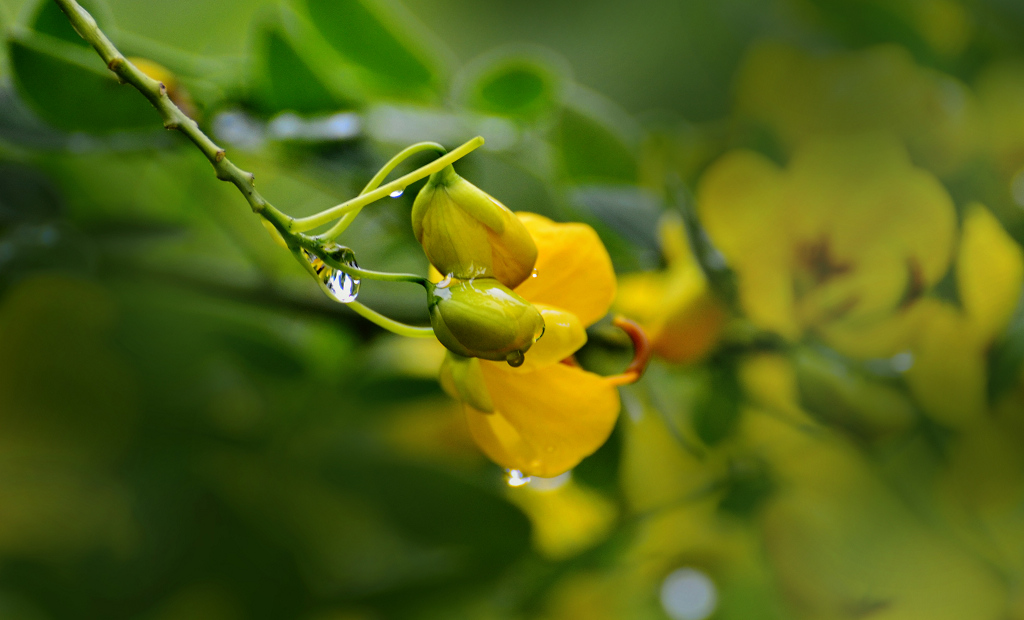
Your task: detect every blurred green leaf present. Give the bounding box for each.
[0,161,63,227]
[555,96,638,185]
[988,293,1024,403]
[250,10,361,115]
[464,52,563,120]
[27,0,109,48]
[718,457,773,518]
[692,360,741,446]
[301,0,442,100]
[794,346,917,441]
[320,452,531,599]
[7,30,160,133]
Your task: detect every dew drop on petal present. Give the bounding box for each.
[529,471,571,491]
[660,568,718,620]
[303,244,361,303]
[436,274,453,288]
[506,350,525,367]
[505,469,531,487]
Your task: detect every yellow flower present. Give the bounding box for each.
[615,215,726,364]
[735,42,981,174]
[440,213,621,477]
[902,204,1024,426]
[697,133,957,357]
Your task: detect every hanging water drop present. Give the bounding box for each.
[389,189,405,198]
[302,243,361,303]
[505,469,531,487]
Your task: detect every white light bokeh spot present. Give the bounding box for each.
[660,568,718,620]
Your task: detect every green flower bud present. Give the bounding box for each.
[439,353,494,413]
[429,277,545,366]
[412,165,538,288]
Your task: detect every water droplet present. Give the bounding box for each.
[660,568,718,620]
[530,472,571,491]
[303,244,360,303]
[505,469,531,487]
[389,189,405,198]
[436,274,453,288]
[506,350,525,367]
[529,471,571,491]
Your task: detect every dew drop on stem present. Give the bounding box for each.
[303,244,360,303]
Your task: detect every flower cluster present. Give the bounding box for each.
[413,167,628,476]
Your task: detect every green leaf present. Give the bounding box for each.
[465,52,564,120]
[989,293,1024,403]
[794,345,918,440]
[555,92,639,184]
[249,8,364,115]
[28,0,110,48]
[302,0,442,100]
[7,30,160,133]
[252,27,345,114]
[692,360,742,446]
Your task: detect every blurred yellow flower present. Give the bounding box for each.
[743,411,1008,620]
[903,204,1023,426]
[441,213,621,478]
[735,42,981,174]
[697,134,957,358]
[505,476,618,561]
[615,215,727,364]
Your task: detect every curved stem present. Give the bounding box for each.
[334,262,428,286]
[291,136,484,233]
[316,141,447,241]
[347,302,435,338]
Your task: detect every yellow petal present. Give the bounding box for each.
[816,301,926,360]
[696,150,798,339]
[464,362,620,478]
[957,203,1024,341]
[505,480,617,561]
[904,300,988,427]
[517,304,587,372]
[513,212,616,327]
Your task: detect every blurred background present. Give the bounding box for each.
[3,0,1024,618]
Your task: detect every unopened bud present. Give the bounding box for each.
[412,166,537,288]
[429,277,545,365]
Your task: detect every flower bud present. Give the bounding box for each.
[429,278,545,365]
[412,165,537,288]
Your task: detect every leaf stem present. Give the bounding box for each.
[292,136,484,232]
[347,302,435,338]
[316,141,447,241]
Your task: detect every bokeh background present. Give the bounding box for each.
[3,0,1024,618]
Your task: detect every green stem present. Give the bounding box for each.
[347,302,435,338]
[316,141,447,241]
[291,136,484,233]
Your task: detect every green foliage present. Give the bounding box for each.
[301,0,442,100]
[8,31,160,132]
